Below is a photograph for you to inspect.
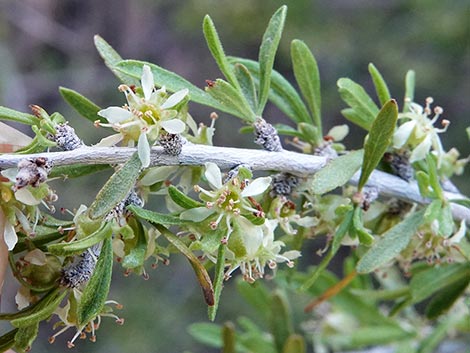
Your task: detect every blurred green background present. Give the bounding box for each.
[0,1,469,352]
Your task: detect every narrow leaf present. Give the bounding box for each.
[234,63,258,111]
[94,35,135,84]
[116,60,239,116]
[0,329,17,352]
[14,323,38,353]
[203,15,239,88]
[206,79,256,122]
[282,334,306,353]
[311,150,364,195]
[356,209,425,273]
[48,222,112,256]
[77,237,113,326]
[236,279,271,320]
[229,57,311,123]
[0,106,39,126]
[403,70,415,112]
[154,224,214,306]
[49,164,110,179]
[222,322,236,353]
[425,274,470,319]
[257,5,287,115]
[59,87,104,124]
[188,323,222,348]
[368,63,391,106]
[269,291,293,353]
[337,78,379,130]
[128,205,188,226]
[291,40,321,132]
[358,99,398,190]
[88,152,142,219]
[208,244,227,321]
[168,185,204,209]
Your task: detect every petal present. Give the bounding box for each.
[160,119,186,134]
[138,132,151,168]
[15,188,41,205]
[4,219,18,250]
[160,89,189,109]
[139,166,178,186]
[238,217,263,257]
[410,135,432,163]
[327,124,349,142]
[241,177,272,197]
[24,249,47,265]
[180,207,215,222]
[204,162,222,190]
[280,250,301,260]
[98,107,132,123]
[393,120,416,148]
[141,65,154,101]
[95,133,124,147]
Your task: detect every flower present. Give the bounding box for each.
[393,97,449,165]
[180,163,271,243]
[97,65,188,167]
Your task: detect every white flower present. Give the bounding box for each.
[393,97,449,165]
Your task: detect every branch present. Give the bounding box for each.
[1,145,469,224]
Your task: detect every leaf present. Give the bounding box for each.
[206,79,256,122]
[410,262,470,304]
[282,334,306,353]
[356,209,425,273]
[48,221,112,256]
[0,329,17,352]
[337,78,379,130]
[352,206,374,246]
[425,273,470,319]
[77,237,113,327]
[188,323,222,348]
[128,204,188,225]
[358,99,398,190]
[11,289,66,328]
[311,150,364,195]
[154,224,214,306]
[222,322,236,353]
[291,39,321,131]
[203,15,239,88]
[49,164,110,179]
[208,244,227,321]
[368,63,391,106]
[403,70,415,112]
[269,291,293,353]
[236,279,271,321]
[14,323,38,353]
[94,35,135,85]
[168,185,204,209]
[116,60,239,116]
[229,57,311,123]
[257,5,287,115]
[88,152,142,219]
[0,106,39,126]
[234,63,258,111]
[59,87,104,124]
[122,219,147,269]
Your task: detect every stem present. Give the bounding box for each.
[0,145,468,223]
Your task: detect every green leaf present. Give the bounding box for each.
[403,70,415,112]
[410,262,470,304]
[426,154,444,200]
[116,60,239,116]
[122,219,147,269]
[257,5,287,115]
[49,164,110,179]
[0,329,17,352]
[11,289,66,328]
[88,152,142,219]
[94,35,135,85]
[0,106,39,126]
[222,322,236,353]
[425,273,470,319]
[358,99,398,190]
[311,150,364,195]
[128,204,188,226]
[416,171,431,197]
[282,334,306,353]
[291,39,321,132]
[14,323,38,353]
[234,63,258,111]
[269,291,293,353]
[229,57,311,123]
[188,323,222,348]
[337,78,379,130]
[203,15,239,88]
[154,224,214,306]
[206,79,256,122]
[236,279,271,321]
[352,206,374,246]
[59,87,104,124]
[208,244,227,321]
[77,237,113,327]
[368,63,391,106]
[298,122,320,146]
[168,185,204,209]
[356,209,425,273]
[437,202,454,237]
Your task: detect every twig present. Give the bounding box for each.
[0,145,468,223]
